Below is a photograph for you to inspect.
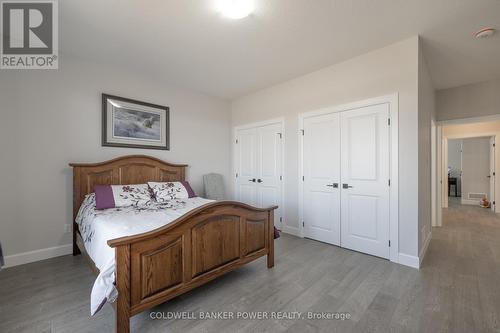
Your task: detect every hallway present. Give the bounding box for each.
[422,198,500,332]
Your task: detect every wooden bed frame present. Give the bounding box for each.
[70,155,277,333]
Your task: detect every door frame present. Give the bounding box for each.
[298,93,399,263]
[438,130,499,219]
[232,117,285,230]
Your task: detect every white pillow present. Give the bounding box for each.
[148,181,195,204]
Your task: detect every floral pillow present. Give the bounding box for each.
[148,181,196,204]
[94,184,153,210]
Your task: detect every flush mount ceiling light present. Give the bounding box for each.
[475,27,496,39]
[216,0,254,19]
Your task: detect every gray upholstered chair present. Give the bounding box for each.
[203,173,225,200]
[0,242,4,270]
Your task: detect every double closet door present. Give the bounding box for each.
[235,122,283,225]
[302,103,391,259]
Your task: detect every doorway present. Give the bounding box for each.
[435,117,500,227]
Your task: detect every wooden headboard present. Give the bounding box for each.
[69,154,187,225]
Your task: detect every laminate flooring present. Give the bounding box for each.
[1,200,500,332]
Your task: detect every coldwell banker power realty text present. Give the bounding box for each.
[1,0,58,69]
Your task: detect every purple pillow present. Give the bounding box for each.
[180,181,196,198]
[94,185,115,210]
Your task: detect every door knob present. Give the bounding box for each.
[257,179,263,183]
[326,183,339,188]
[249,178,256,182]
[342,183,353,189]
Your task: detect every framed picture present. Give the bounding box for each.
[102,94,170,150]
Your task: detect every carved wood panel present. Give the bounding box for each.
[130,234,185,305]
[159,168,184,182]
[140,238,183,299]
[84,169,115,194]
[191,216,240,277]
[245,219,266,255]
[119,164,157,184]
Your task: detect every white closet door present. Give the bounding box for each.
[235,128,258,206]
[256,124,283,221]
[303,113,341,245]
[340,103,390,259]
[235,122,283,226]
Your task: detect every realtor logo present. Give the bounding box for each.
[1,0,58,69]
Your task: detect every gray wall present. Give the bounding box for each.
[417,40,435,256]
[0,57,231,258]
[462,137,490,200]
[436,79,500,121]
[231,37,420,257]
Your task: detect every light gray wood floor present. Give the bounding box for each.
[1,201,500,333]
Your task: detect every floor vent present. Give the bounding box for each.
[468,192,486,200]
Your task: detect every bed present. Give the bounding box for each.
[70,155,277,333]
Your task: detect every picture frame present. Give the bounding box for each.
[102,94,170,150]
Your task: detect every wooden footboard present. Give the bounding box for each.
[107,201,277,333]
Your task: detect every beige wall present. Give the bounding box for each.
[437,79,500,122]
[417,39,435,256]
[444,120,500,136]
[231,37,420,257]
[0,57,231,259]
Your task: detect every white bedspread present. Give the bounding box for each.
[76,194,214,315]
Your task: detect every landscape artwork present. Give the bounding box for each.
[113,107,161,141]
[102,94,170,150]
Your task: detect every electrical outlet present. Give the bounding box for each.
[64,224,72,233]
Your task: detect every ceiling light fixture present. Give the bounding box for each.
[216,0,254,19]
[475,27,496,39]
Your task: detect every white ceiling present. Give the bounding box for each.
[61,0,500,99]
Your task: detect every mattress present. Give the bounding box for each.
[76,194,214,315]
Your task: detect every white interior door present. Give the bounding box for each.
[340,104,390,259]
[235,128,258,206]
[256,124,283,221]
[235,122,283,226]
[302,113,341,245]
[490,136,495,211]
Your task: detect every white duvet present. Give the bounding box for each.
[76,194,214,315]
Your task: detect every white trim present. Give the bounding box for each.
[436,125,443,226]
[419,231,432,267]
[232,117,285,230]
[398,252,420,269]
[442,137,449,208]
[431,120,437,227]
[298,93,399,264]
[281,225,301,237]
[4,244,72,268]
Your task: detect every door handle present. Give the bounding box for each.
[326,183,339,188]
[257,179,263,183]
[249,178,256,182]
[342,183,353,189]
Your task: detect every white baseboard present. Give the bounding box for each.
[398,252,419,269]
[4,244,72,268]
[461,199,480,206]
[280,225,301,237]
[419,231,432,266]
